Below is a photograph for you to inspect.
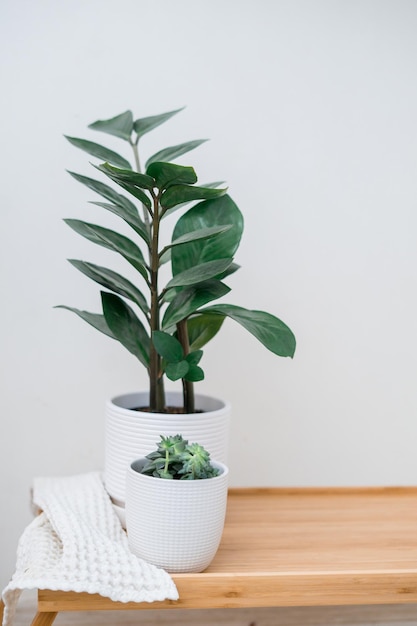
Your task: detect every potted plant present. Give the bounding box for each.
[125,435,228,572]
[58,107,296,511]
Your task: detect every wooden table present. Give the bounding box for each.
[6,487,417,625]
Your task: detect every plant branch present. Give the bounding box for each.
[176,319,195,413]
[149,193,165,412]
[158,245,170,260]
[130,137,165,411]
[130,138,151,229]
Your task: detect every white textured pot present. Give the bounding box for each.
[126,458,228,572]
[104,391,231,509]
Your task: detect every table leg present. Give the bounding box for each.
[30,611,58,626]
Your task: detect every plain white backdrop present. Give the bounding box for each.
[1,0,417,589]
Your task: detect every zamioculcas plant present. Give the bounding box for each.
[58,108,296,414]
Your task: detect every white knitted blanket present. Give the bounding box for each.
[1,472,178,626]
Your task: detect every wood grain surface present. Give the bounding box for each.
[7,591,417,626]
[33,487,417,614]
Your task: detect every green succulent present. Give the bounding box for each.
[140,434,219,480]
[57,108,296,414]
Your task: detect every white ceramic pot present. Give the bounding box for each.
[126,458,228,573]
[104,391,231,509]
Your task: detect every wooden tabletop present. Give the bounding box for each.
[37,487,417,612]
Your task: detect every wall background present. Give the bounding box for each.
[1,0,417,589]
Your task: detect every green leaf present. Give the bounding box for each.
[160,184,228,210]
[68,171,139,214]
[165,258,233,289]
[162,280,230,330]
[145,139,208,168]
[163,225,232,254]
[97,162,155,191]
[146,162,197,190]
[55,306,115,339]
[156,469,174,479]
[165,360,189,381]
[112,181,152,209]
[201,305,296,358]
[68,260,149,315]
[152,331,184,362]
[94,163,154,210]
[64,219,149,280]
[159,247,171,265]
[101,292,150,367]
[202,181,226,188]
[171,195,244,276]
[186,313,226,350]
[64,136,131,169]
[133,107,184,138]
[89,110,133,141]
[161,180,227,219]
[217,262,241,280]
[186,350,203,365]
[184,364,204,382]
[89,201,150,244]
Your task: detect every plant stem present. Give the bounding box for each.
[176,319,195,413]
[149,193,165,412]
[130,139,151,229]
[131,136,165,412]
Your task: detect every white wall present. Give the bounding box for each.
[1,0,417,589]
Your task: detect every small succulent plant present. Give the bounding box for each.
[140,434,219,480]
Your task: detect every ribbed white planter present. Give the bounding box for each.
[126,458,228,572]
[104,391,231,510]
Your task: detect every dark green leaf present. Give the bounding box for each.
[186,350,203,365]
[165,258,233,289]
[171,195,244,276]
[163,225,232,254]
[89,110,133,141]
[145,139,208,168]
[68,171,138,214]
[64,219,148,280]
[114,181,153,209]
[101,292,150,367]
[159,247,171,265]
[184,364,204,382]
[133,107,184,138]
[186,313,226,350]
[146,162,197,190]
[217,262,241,280]
[64,136,131,169]
[160,184,227,210]
[68,260,149,315]
[97,162,155,191]
[152,331,184,362]
[161,180,227,219]
[166,360,189,381]
[162,280,230,330]
[94,163,154,209]
[201,305,296,358]
[55,305,115,338]
[89,201,150,244]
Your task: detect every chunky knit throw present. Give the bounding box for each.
[1,472,178,626]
